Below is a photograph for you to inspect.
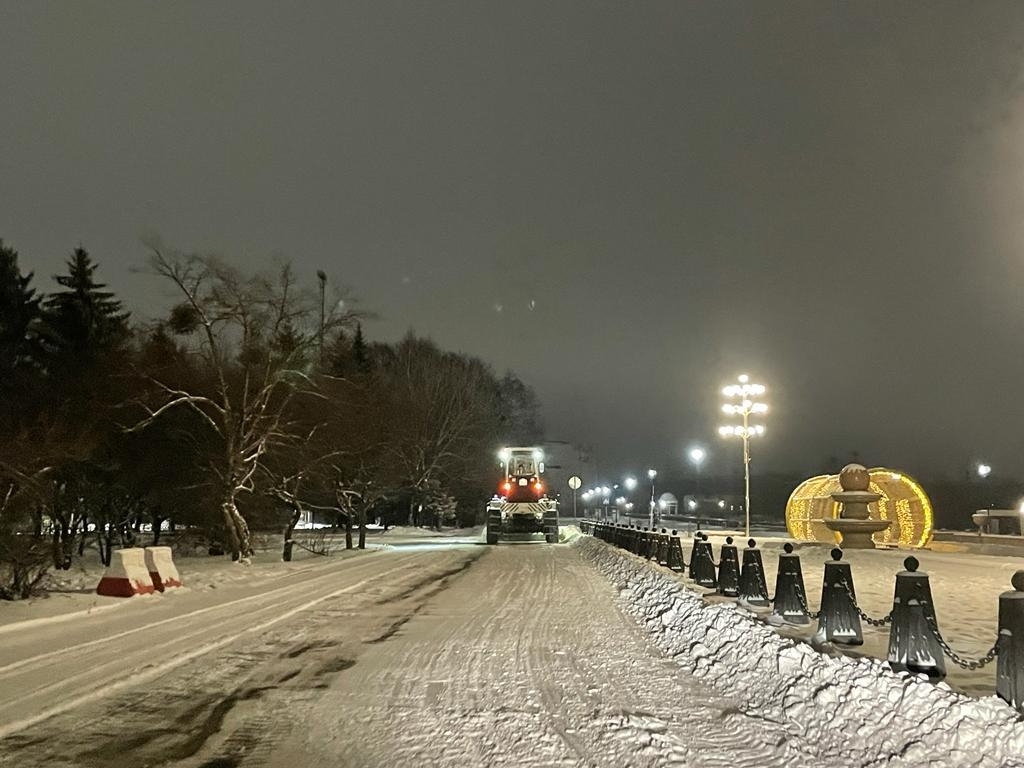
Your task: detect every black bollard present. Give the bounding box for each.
[666,530,686,572]
[739,538,770,608]
[717,536,741,597]
[771,543,810,625]
[656,531,668,565]
[997,571,1024,712]
[688,531,703,580]
[692,535,718,589]
[816,548,863,646]
[886,556,945,679]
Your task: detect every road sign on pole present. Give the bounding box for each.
[568,475,582,518]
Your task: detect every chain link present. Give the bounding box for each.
[922,609,1000,669]
[838,578,892,626]
[793,584,821,619]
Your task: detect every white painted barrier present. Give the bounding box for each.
[144,546,183,591]
[96,548,155,597]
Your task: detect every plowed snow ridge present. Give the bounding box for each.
[576,536,1024,768]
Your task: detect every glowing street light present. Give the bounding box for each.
[719,373,768,538]
[624,476,637,491]
[647,468,657,529]
[688,445,706,498]
[688,446,706,468]
[977,463,992,479]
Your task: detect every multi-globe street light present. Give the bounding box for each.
[719,374,768,539]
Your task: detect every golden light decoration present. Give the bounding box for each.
[785,467,933,548]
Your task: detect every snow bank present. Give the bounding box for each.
[574,536,1024,768]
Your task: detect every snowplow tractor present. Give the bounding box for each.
[486,447,559,544]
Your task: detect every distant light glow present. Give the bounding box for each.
[977,463,992,478]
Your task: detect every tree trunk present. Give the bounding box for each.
[282,505,301,562]
[78,516,88,556]
[51,525,63,570]
[97,523,113,567]
[357,507,367,550]
[151,510,164,546]
[345,513,353,550]
[221,496,253,563]
[32,508,43,539]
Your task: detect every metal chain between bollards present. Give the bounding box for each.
[793,584,821,619]
[838,578,892,627]
[922,611,1000,670]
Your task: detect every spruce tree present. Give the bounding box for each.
[0,240,42,382]
[42,247,130,374]
[352,322,370,374]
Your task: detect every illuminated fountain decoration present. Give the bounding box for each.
[822,464,891,549]
[785,467,934,548]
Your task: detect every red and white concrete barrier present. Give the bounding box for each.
[144,546,183,591]
[96,548,156,597]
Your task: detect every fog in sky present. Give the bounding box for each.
[4,2,1024,481]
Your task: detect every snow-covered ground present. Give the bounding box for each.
[2,529,1023,767]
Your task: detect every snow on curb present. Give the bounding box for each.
[573,536,1024,768]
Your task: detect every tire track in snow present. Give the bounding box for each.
[267,544,807,767]
[0,551,431,741]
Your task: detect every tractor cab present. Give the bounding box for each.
[498,447,546,503]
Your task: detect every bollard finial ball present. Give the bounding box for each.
[726,536,734,545]
[748,538,756,548]
[831,547,843,561]
[784,542,794,554]
[672,530,677,536]
[904,556,919,572]
[1012,571,1024,592]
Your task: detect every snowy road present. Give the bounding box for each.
[5,535,1017,767]
[264,543,803,768]
[0,538,811,768]
[0,546,483,766]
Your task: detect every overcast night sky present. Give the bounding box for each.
[4,2,1024,481]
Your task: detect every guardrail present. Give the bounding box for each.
[577,519,1024,713]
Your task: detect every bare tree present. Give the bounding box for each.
[129,244,355,562]
[375,336,503,519]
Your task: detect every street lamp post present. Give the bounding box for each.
[719,374,768,539]
[647,468,657,530]
[977,462,993,508]
[316,270,327,368]
[688,446,705,500]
